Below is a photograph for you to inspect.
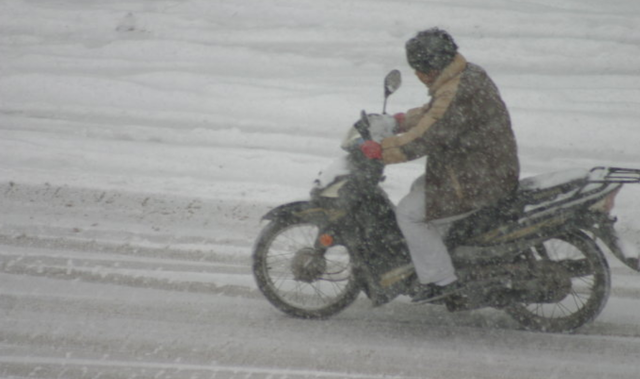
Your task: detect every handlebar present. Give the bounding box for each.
[353,110,372,141]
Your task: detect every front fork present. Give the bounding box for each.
[582,212,640,272]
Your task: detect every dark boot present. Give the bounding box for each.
[411,281,465,303]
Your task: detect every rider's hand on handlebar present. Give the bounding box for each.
[360,140,382,160]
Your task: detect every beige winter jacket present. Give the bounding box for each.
[381,54,520,220]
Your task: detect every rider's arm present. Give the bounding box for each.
[380,79,460,164]
[398,106,428,133]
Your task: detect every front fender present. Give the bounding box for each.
[262,201,312,221]
[262,201,347,224]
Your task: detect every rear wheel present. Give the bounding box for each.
[505,231,610,333]
[253,218,361,319]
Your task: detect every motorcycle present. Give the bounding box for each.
[252,70,640,332]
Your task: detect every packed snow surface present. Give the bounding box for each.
[1,0,640,378]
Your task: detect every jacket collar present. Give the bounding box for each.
[428,53,467,95]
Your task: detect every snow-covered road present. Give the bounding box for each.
[2,0,640,378]
[1,182,640,378]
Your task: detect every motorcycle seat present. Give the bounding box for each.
[445,169,590,247]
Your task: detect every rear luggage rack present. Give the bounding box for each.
[589,167,640,184]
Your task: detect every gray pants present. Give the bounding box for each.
[396,174,458,285]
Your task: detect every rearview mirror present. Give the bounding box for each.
[383,69,401,114]
[384,69,402,97]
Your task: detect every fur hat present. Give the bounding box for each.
[406,28,458,73]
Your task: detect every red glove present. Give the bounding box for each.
[393,112,406,132]
[360,140,382,160]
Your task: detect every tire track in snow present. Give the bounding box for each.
[0,181,263,298]
[0,261,256,298]
[0,356,405,379]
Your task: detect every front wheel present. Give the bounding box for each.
[253,217,361,319]
[505,231,611,333]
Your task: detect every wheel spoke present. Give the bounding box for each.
[569,288,586,309]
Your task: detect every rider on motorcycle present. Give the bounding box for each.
[361,28,520,301]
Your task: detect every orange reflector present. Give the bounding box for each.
[319,234,334,247]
